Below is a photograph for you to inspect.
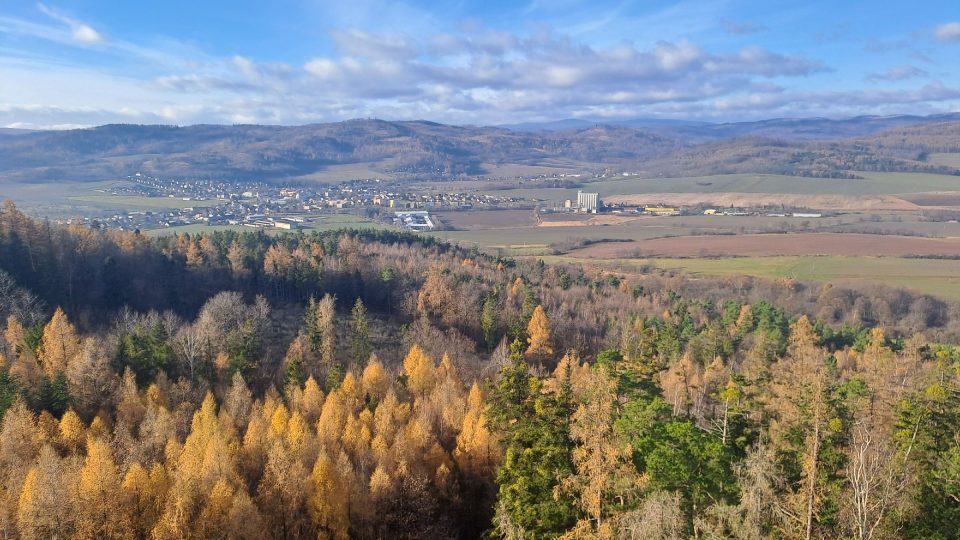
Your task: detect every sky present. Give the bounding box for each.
[1,0,959,128]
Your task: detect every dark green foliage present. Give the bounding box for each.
[22,323,43,358]
[895,352,960,538]
[480,292,498,351]
[225,321,261,377]
[326,362,344,391]
[36,372,69,417]
[305,296,321,353]
[616,395,736,531]
[557,268,572,290]
[351,298,371,366]
[0,369,19,421]
[487,350,577,538]
[116,322,174,385]
[285,356,307,393]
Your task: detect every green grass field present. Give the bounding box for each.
[301,214,390,232]
[570,256,960,301]
[67,195,225,209]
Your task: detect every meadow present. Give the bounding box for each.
[67,195,224,210]
[145,213,390,237]
[548,255,960,301]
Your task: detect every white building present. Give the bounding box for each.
[577,191,599,213]
[394,211,435,230]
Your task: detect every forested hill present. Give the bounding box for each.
[1,117,959,184]
[501,112,960,140]
[0,120,680,182]
[3,201,960,538]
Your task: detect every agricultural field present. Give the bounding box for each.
[1,179,226,216]
[477,171,960,207]
[428,207,960,256]
[66,194,224,210]
[580,172,960,197]
[0,180,132,215]
[433,209,538,229]
[596,256,960,301]
[428,222,706,254]
[929,153,960,168]
[566,232,960,258]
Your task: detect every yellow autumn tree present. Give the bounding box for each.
[195,479,235,537]
[58,409,86,453]
[300,376,325,425]
[403,344,435,397]
[76,438,131,540]
[269,403,290,441]
[316,389,350,448]
[154,393,241,539]
[285,411,313,461]
[4,315,26,359]
[308,451,350,540]
[369,464,394,501]
[560,367,639,536]
[257,442,309,538]
[17,446,75,540]
[361,358,391,402]
[37,307,80,377]
[525,304,554,361]
[454,383,500,479]
[122,463,167,538]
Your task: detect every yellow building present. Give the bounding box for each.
[644,206,678,215]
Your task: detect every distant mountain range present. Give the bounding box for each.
[498,113,960,140]
[0,128,37,138]
[0,114,958,184]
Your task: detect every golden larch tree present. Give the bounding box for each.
[57,409,86,453]
[76,437,131,540]
[308,451,350,540]
[37,307,80,377]
[361,358,391,402]
[525,305,554,361]
[454,383,500,479]
[17,446,75,540]
[403,344,436,397]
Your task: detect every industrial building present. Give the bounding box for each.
[577,191,599,213]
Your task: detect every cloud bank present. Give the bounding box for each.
[1,4,959,128]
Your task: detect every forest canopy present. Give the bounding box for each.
[1,200,960,539]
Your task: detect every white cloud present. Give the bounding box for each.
[1,11,958,127]
[71,24,103,44]
[36,3,105,44]
[934,22,960,42]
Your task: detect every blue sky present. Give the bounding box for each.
[1,0,958,128]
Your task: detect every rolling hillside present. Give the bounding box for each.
[0,117,958,184]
